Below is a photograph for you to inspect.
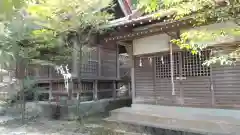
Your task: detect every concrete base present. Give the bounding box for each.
[29,97,131,120]
[104,120,204,135]
[105,104,240,135]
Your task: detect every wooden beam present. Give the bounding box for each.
[117,41,132,47]
[105,18,192,42]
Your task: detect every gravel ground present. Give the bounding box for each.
[0,114,140,135]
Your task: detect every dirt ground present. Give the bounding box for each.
[0,114,141,135]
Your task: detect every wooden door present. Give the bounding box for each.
[154,52,181,105]
[179,51,212,107]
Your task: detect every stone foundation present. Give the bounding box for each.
[24,98,131,120]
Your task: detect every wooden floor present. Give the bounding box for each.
[105,104,240,135]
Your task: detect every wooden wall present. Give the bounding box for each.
[100,45,117,78]
[134,51,240,109]
[27,43,118,80]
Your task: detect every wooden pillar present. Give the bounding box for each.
[128,82,131,97]
[126,44,135,103]
[49,67,53,101]
[170,38,175,96]
[97,46,101,77]
[116,44,120,79]
[112,81,117,99]
[93,80,98,100]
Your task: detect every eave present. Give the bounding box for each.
[104,17,194,42]
[102,9,176,29]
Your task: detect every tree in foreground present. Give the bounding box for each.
[0,0,113,68]
[137,0,240,65]
[0,0,113,121]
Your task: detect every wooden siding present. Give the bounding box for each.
[26,45,119,80]
[134,51,240,109]
[212,63,240,108]
[134,57,155,104]
[101,47,117,78]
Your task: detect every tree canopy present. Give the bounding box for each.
[0,0,113,68]
[137,0,240,65]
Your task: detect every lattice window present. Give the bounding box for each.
[155,52,180,78]
[81,47,98,73]
[182,50,210,77]
[135,57,153,68]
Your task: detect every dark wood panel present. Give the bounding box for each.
[135,57,154,104]
[212,62,240,107]
[101,48,117,77]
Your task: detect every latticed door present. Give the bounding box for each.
[154,52,181,105]
[154,50,212,107]
[180,51,212,107]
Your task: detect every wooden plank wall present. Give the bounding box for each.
[100,44,117,78]
[27,44,118,79]
[134,52,240,109]
[212,62,240,108]
[134,57,155,104]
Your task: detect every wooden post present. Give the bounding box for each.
[116,44,120,79]
[49,67,53,101]
[170,39,175,96]
[112,81,116,99]
[93,80,98,101]
[126,44,136,103]
[128,82,131,97]
[68,78,73,100]
[97,45,101,77]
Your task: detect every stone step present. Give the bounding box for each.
[132,104,240,117]
[106,107,240,135]
[131,104,240,125]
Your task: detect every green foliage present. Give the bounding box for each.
[0,0,26,20]
[137,0,240,65]
[0,0,113,69]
